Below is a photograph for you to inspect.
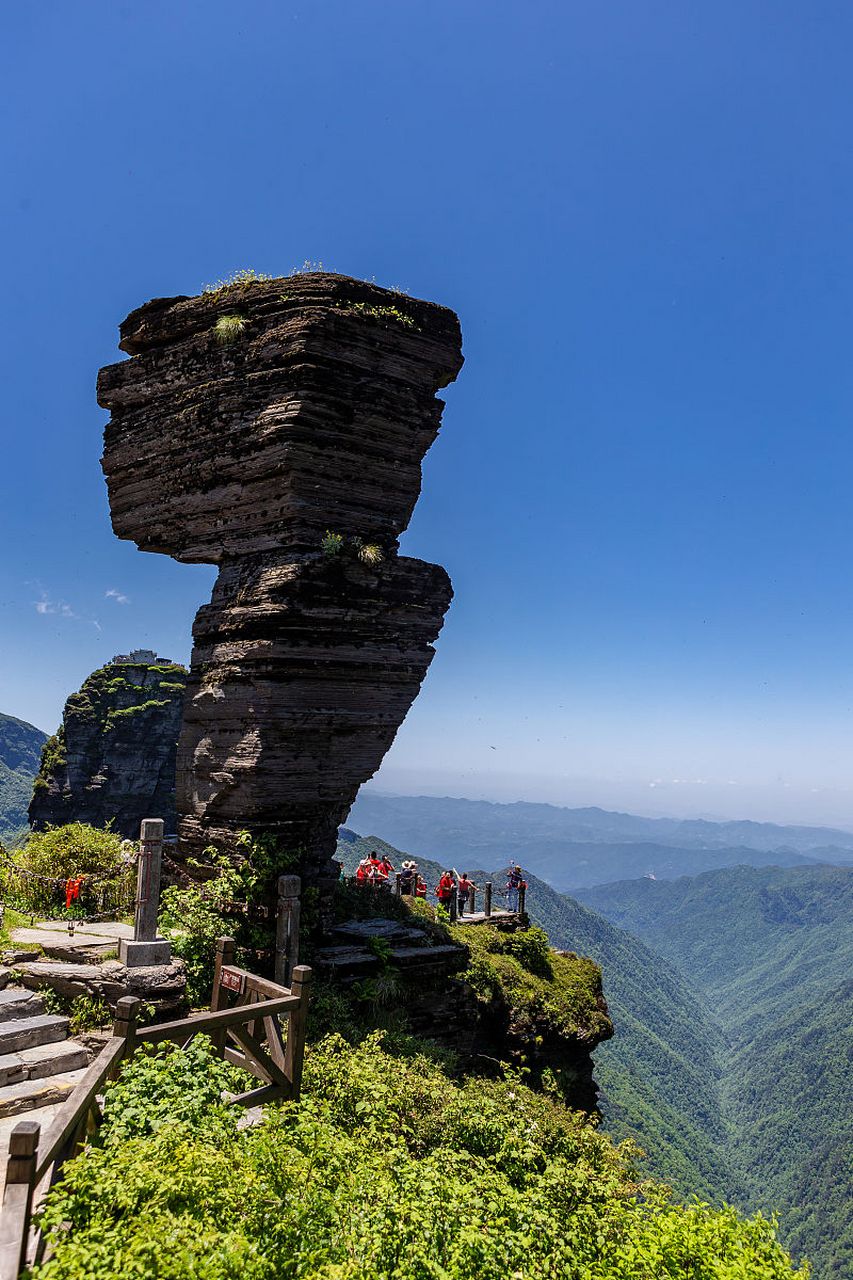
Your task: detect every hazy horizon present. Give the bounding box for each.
[361,768,853,834]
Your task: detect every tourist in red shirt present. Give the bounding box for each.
[436,871,456,909]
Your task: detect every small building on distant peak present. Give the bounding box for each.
[111,648,163,665]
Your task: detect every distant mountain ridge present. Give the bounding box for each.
[347,791,853,889]
[0,712,47,844]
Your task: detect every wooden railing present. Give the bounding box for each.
[390,876,525,921]
[0,941,311,1280]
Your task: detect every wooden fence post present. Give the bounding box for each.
[0,1119,39,1280]
[284,966,312,1100]
[518,884,527,916]
[484,883,492,918]
[212,937,235,1011]
[394,872,401,897]
[449,886,458,922]
[275,876,301,987]
[112,997,140,1072]
[211,937,235,1056]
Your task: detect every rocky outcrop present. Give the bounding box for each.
[28,656,187,837]
[314,912,613,1115]
[98,274,463,915]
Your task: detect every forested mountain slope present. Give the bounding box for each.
[347,792,852,889]
[336,830,734,1202]
[577,865,853,1279]
[0,711,46,843]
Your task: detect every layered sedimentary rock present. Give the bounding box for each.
[98,273,463,904]
[28,655,187,837]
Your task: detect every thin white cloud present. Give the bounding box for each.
[34,593,77,619]
[105,588,130,605]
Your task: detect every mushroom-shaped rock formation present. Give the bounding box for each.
[98,273,463,915]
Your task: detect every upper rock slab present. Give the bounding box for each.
[98,273,463,563]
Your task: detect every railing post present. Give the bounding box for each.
[285,965,312,1099]
[394,872,401,897]
[111,996,140,1075]
[0,1119,39,1279]
[212,937,236,1011]
[518,884,526,916]
[211,937,236,1056]
[484,883,492,918]
[449,886,458,922]
[275,876,301,987]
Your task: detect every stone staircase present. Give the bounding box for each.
[0,971,93,1154]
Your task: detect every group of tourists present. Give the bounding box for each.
[354,851,429,898]
[353,851,527,914]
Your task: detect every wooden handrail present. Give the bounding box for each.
[0,1122,39,1280]
[0,952,311,1280]
[34,1037,126,1181]
[136,995,299,1045]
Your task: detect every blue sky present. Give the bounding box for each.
[3,1,853,825]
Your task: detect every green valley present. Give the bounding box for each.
[578,865,853,1279]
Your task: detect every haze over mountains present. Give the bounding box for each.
[348,791,853,889]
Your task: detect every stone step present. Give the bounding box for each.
[0,1015,70,1056]
[0,1039,90,1087]
[0,1068,87,1119]
[315,941,467,976]
[0,988,44,1022]
[0,1101,65,1157]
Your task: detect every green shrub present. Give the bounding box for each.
[7,824,134,918]
[99,1035,250,1144]
[321,529,344,557]
[69,995,111,1034]
[158,855,243,1006]
[453,922,609,1042]
[214,313,247,344]
[32,1033,807,1280]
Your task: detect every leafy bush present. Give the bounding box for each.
[69,995,111,1034]
[453,922,610,1042]
[6,824,135,918]
[501,924,553,977]
[339,300,418,328]
[32,1033,807,1280]
[321,529,344,557]
[158,855,243,1005]
[99,1035,250,1144]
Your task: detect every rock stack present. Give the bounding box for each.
[98,273,463,911]
[29,656,187,838]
